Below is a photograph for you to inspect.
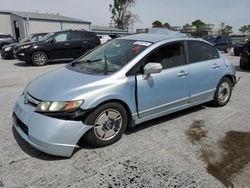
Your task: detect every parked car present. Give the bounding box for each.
[13,30,100,66]
[0,33,16,49]
[1,33,47,59]
[97,34,112,44]
[239,42,250,70]
[202,35,232,53]
[233,35,250,56]
[13,33,236,157]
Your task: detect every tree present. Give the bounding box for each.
[152,20,163,28]
[192,19,205,31]
[109,0,137,30]
[223,25,233,35]
[239,25,247,34]
[162,22,171,29]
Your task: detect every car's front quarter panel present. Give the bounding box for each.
[79,75,137,118]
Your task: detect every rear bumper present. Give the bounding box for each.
[12,95,92,157]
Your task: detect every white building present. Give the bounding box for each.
[0,10,91,41]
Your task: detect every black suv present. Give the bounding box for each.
[1,32,47,59]
[13,30,100,66]
[0,34,16,49]
[239,42,250,70]
[233,35,250,56]
[202,35,232,53]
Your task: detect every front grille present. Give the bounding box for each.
[13,113,29,135]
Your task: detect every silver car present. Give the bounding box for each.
[12,33,236,157]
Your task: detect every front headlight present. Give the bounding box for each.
[21,45,31,49]
[37,100,84,112]
[4,47,11,51]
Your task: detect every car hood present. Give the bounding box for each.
[15,40,44,47]
[26,66,110,101]
[3,43,17,48]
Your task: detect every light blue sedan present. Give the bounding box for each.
[12,32,237,157]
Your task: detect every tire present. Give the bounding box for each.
[84,102,128,147]
[240,58,248,70]
[31,51,48,66]
[212,77,232,107]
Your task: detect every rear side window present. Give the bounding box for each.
[187,41,219,63]
[69,32,83,40]
[145,41,186,69]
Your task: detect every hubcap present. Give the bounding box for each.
[218,82,231,103]
[34,53,46,65]
[94,109,122,141]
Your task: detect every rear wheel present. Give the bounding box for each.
[31,51,48,66]
[84,102,128,147]
[212,77,232,107]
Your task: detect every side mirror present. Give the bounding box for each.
[143,63,162,75]
[49,38,56,44]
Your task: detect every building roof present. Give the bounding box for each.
[0,10,91,24]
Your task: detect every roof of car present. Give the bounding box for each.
[120,33,188,43]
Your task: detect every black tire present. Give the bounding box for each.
[84,102,128,147]
[234,51,240,56]
[240,58,248,70]
[31,51,48,66]
[212,77,232,107]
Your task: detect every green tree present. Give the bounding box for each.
[192,19,205,31]
[162,22,171,29]
[223,25,233,35]
[239,25,248,34]
[109,0,137,30]
[152,20,163,28]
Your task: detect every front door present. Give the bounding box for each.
[47,32,71,59]
[136,41,190,119]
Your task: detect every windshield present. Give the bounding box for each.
[70,39,151,74]
[40,33,54,41]
[20,36,30,43]
[202,35,217,43]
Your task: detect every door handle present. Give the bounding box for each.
[82,41,88,44]
[212,63,220,69]
[178,70,189,77]
[64,43,70,46]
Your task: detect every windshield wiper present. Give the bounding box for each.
[71,58,102,66]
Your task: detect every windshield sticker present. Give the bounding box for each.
[133,41,152,47]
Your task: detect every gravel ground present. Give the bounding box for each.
[0,54,249,188]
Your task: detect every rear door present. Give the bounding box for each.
[136,41,190,119]
[187,41,223,104]
[68,31,85,58]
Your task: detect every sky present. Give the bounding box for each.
[1,0,250,34]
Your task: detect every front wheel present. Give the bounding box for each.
[31,51,48,66]
[212,77,232,107]
[84,102,128,147]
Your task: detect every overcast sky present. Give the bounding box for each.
[1,0,250,33]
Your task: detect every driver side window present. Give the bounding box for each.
[54,33,69,42]
[145,41,186,69]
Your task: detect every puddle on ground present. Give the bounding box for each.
[186,121,250,187]
[185,120,208,143]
